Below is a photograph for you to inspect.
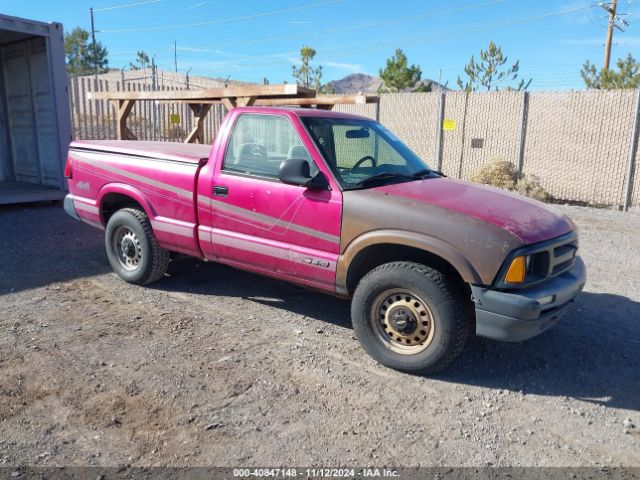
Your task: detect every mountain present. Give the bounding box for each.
[326,73,448,94]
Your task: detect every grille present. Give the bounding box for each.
[496,232,579,289]
[550,238,578,277]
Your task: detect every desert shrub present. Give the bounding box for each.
[470,160,518,190]
[470,159,551,202]
[515,174,551,202]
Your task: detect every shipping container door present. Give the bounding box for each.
[1,42,40,184]
[28,37,61,187]
[0,89,8,182]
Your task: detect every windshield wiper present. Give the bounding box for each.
[347,169,446,190]
[410,168,446,178]
[350,172,415,189]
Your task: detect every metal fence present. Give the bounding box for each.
[70,80,640,210]
[335,89,640,210]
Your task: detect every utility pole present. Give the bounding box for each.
[89,7,98,80]
[151,56,157,91]
[174,41,178,73]
[603,0,618,71]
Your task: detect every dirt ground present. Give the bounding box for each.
[0,203,639,468]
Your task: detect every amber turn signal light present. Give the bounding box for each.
[504,256,527,284]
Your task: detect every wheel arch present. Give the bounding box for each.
[97,183,156,225]
[337,230,481,296]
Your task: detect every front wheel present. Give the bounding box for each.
[105,208,170,285]
[351,261,469,374]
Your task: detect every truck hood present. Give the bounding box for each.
[376,177,574,245]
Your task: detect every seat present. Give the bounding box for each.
[287,145,310,161]
[232,143,277,177]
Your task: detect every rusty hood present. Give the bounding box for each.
[374,178,574,244]
[340,177,575,285]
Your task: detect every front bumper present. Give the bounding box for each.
[471,257,586,342]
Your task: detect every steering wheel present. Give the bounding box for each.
[352,155,377,169]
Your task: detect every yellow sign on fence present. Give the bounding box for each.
[169,114,181,124]
[443,119,456,131]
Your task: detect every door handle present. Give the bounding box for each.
[213,185,228,197]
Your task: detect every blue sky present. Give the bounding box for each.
[3,0,639,89]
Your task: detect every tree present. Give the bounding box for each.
[292,45,328,92]
[457,41,530,92]
[581,54,640,90]
[130,51,150,70]
[64,27,108,75]
[379,48,423,92]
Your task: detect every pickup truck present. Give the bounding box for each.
[64,106,586,374]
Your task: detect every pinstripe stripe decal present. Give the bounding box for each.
[71,151,194,199]
[214,232,336,271]
[210,198,340,244]
[74,201,100,215]
[71,150,339,244]
[151,220,195,238]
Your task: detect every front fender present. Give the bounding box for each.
[336,229,482,295]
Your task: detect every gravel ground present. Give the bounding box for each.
[0,203,639,468]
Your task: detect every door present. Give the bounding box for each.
[27,38,61,187]
[208,113,342,291]
[1,42,40,184]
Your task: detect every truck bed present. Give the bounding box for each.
[68,140,210,258]
[71,140,211,164]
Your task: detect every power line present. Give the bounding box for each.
[97,0,343,33]
[176,0,506,51]
[169,3,599,72]
[106,3,596,83]
[327,4,599,61]
[94,0,161,13]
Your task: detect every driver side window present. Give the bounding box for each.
[223,114,317,179]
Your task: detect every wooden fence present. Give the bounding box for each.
[68,75,227,145]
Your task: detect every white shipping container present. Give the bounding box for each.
[0,14,70,204]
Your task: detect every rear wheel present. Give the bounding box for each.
[351,261,468,374]
[105,208,170,285]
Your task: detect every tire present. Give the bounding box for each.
[104,208,170,285]
[351,261,469,375]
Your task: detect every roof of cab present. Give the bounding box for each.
[231,106,373,121]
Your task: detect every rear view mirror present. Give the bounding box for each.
[279,158,330,190]
[345,128,370,139]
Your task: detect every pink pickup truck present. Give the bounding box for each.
[64,106,585,374]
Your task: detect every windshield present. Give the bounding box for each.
[301,116,433,189]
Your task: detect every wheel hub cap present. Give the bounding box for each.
[372,289,436,355]
[389,307,417,334]
[112,227,142,271]
[121,238,136,258]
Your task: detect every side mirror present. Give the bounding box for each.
[278,158,330,190]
